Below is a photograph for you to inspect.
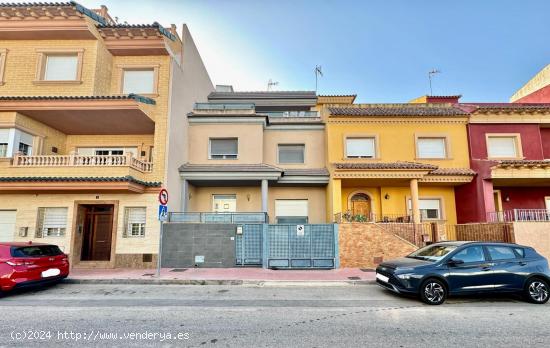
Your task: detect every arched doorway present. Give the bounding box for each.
[350,193,371,219]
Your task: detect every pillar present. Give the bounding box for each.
[261,179,268,213]
[180,178,188,212]
[410,178,420,223]
[331,179,342,222]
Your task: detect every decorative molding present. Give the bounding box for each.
[328,119,468,125]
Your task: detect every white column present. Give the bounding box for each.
[261,179,268,213]
[180,178,188,212]
[410,178,420,223]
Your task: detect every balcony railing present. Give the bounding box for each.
[487,209,550,222]
[194,103,255,110]
[335,212,412,223]
[168,212,268,224]
[12,153,153,173]
[263,111,319,118]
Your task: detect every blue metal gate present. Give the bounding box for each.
[235,224,263,266]
[266,224,337,269]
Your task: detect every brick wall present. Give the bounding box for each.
[339,223,417,268]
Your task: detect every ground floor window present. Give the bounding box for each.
[408,198,442,220]
[36,207,68,237]
[124,207,146,237]
[275,199,308,224]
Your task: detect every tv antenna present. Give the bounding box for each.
[267,79,279,91]
[314,65,323,92]
[428,69,441,96]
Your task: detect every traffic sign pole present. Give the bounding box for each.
[156,188,169,278]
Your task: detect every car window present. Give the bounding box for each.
[407,244,458,262]
[513,247,525,258]
[453,246,485,263]
[486,246,517,261]
[10,245,63,258]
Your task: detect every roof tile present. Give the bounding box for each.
[329,104,468,117]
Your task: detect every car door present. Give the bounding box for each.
[485,245,525,291]
[447,245,495,293]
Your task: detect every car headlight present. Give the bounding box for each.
[396,273,415,280]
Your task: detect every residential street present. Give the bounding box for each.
[0,283,548,347]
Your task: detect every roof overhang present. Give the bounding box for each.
[101,37,171,56]
[0,97,155,134]
[0,177,160,193]
[491,166,550,185]
[181,171,282,182]
[0,19,97,40]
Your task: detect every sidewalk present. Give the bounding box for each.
[66,267,376,286]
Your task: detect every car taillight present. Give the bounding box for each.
[6,259,34,266]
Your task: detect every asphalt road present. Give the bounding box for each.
[0,282,548,348]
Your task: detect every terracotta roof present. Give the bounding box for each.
[463,103,550,113]
[0,94,156,105]
[494,160,550,168]
[329,104,468,117]
[334,162,438,170]
[429,168,476,176]
[283,168,330,176]
[0,176,161,186]
[179,163,283,173]
[97,22,177,41]
[0,2,109,25]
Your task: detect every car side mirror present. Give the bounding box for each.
[448,258,464,266]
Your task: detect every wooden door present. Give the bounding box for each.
[80,205,113,261]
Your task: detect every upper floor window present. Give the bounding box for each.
[0,128,33,157]
[35,49,83,83]
[486,134,522,159]
[346,137,376,158]
[278,144,305,164]
[209,138,238,159]
[416,137,447,159]
[120,66,158,95]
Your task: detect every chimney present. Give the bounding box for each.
[170,24,177,36]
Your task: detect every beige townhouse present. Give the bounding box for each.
[0,2,213,268]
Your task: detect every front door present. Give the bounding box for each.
[447,245,494,293]
[80,205,114,261]
[351,193,371,219]
[213,195,237,213]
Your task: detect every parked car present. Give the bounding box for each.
[376,241,550,305]
[0,242,69,295]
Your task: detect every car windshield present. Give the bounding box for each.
[10,245,63,258]
[407,244,458,262]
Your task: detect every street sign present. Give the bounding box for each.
[158,188,169,205]
[158,204,168,221]
[296,224,305,236]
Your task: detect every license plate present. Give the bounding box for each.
[41,268,61,278]
[376,273,389,283]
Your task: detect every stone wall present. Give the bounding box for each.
[338,223,417,269]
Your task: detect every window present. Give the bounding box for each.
[44,55,78,81]
[210,138,238,159]
[487,135,521,159]
[0,143,7,157]
[18,142,31,155]
[486,245,517,260]
[513,247,525,258]
[453,246,485,263]
[36,207,68,238]
[417,137,447,159]
[278,144,305,164]
[409,198,442,220]
[346,137,376,158]
[407,244,458,262]
[124,207,146,237]
[122,69,155,94]
[275,200,308,224]
[11,245,63,258]
[16,129,33,156]
[212,195,237,213]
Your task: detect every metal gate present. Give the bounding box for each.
[235,224,263,266]
[266,224,337,269]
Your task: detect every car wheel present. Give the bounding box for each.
[524,278,549,304]
[420,278,447,305]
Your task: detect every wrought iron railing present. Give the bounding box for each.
[168,212,268,223]
[334,211,412,223]
[487,209,550,222]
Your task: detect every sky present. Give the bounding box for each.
[78,0,550,103]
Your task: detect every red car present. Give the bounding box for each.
[0,242,69,294]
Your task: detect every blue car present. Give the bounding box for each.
[376,241,550,305]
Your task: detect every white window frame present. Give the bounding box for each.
[345,137,377,159]
[486,134,522,159]
[275,199,309,223]
[408,198,443,221]
[416,136,448,159]
[37,207,68,238]
[124,207,146,238]
[118,64,159,96]
[209,138,238,160]
[35,49,84,83]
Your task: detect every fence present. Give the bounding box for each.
[488,209,550,222]
[335,212,412,223]
[168,212,268,224]
[452,223,515,243]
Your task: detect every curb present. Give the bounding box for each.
[63,278,376,286]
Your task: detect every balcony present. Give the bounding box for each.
[11,153,153,173]
[487,209,550,222]
[168,212,268,223]
[194,103,255,111]
[263,111,319,118]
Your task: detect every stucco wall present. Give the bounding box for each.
[263,129,325,168]
[513,222,550,262]
[497,187,550,210]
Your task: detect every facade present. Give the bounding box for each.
[455,103,550,223]
[322,101,474,225]
[510,64,550,103]
[0,2,213,268]
[177,89,329,224]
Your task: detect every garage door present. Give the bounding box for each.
[275,200,308,224]
[0,210,16,242]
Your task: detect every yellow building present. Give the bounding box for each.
[0,3,213,268]
[320,99,474,226]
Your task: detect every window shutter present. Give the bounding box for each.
[35,207,45,238]
[275,200,308,217]
[44,55,78,80]
[417,138,446,158]
[42,208,68,236]
[210,139,238,156]
[346,138,375,158]
[124,207,146,237]
[279,144,305,163]
[487,137,517,158]
[123,69,154,94]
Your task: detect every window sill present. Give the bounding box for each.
[342,157,380,161]
[33,80,83,85]
[415,157,453,161]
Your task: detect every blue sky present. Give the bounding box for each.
[78,0,550,102]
